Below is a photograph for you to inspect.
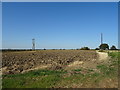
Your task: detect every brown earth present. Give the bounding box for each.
[2,50,100,75]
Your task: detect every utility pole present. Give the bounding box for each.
[101,33,103,44]
[32,38,35,50]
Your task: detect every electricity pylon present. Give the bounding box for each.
[32,38,35,50]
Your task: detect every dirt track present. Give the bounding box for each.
[96,51,108,61]
[65,51,109,71]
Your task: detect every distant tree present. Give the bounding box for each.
[95,48,99,50]
[76,48,80,50]
[110,45,117,50]
[80,47,90,50]
[99,43,109,50]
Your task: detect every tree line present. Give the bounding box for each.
[78,43,117,50]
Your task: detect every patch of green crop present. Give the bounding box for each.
[73,69,82,72]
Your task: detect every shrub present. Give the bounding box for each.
[98,50,105,52]
[80,47,90,50]
[110,45,117,50]
[95,48,99,50]
[99,43,109,50]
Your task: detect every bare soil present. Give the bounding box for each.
[2,50,99,75]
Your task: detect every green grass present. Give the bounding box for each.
[3,67,117,88]
[2,68,103,88]
[95,52,119,78]
[3,69,66,78]
[73,69,82,72]
[54,72,104,88]
[2,69,66,88]
[108,52,120,65]
[97,64,117,77]
[108,52,119,58]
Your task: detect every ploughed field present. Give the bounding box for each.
[2,50,98,75]
[2,50,119,88]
